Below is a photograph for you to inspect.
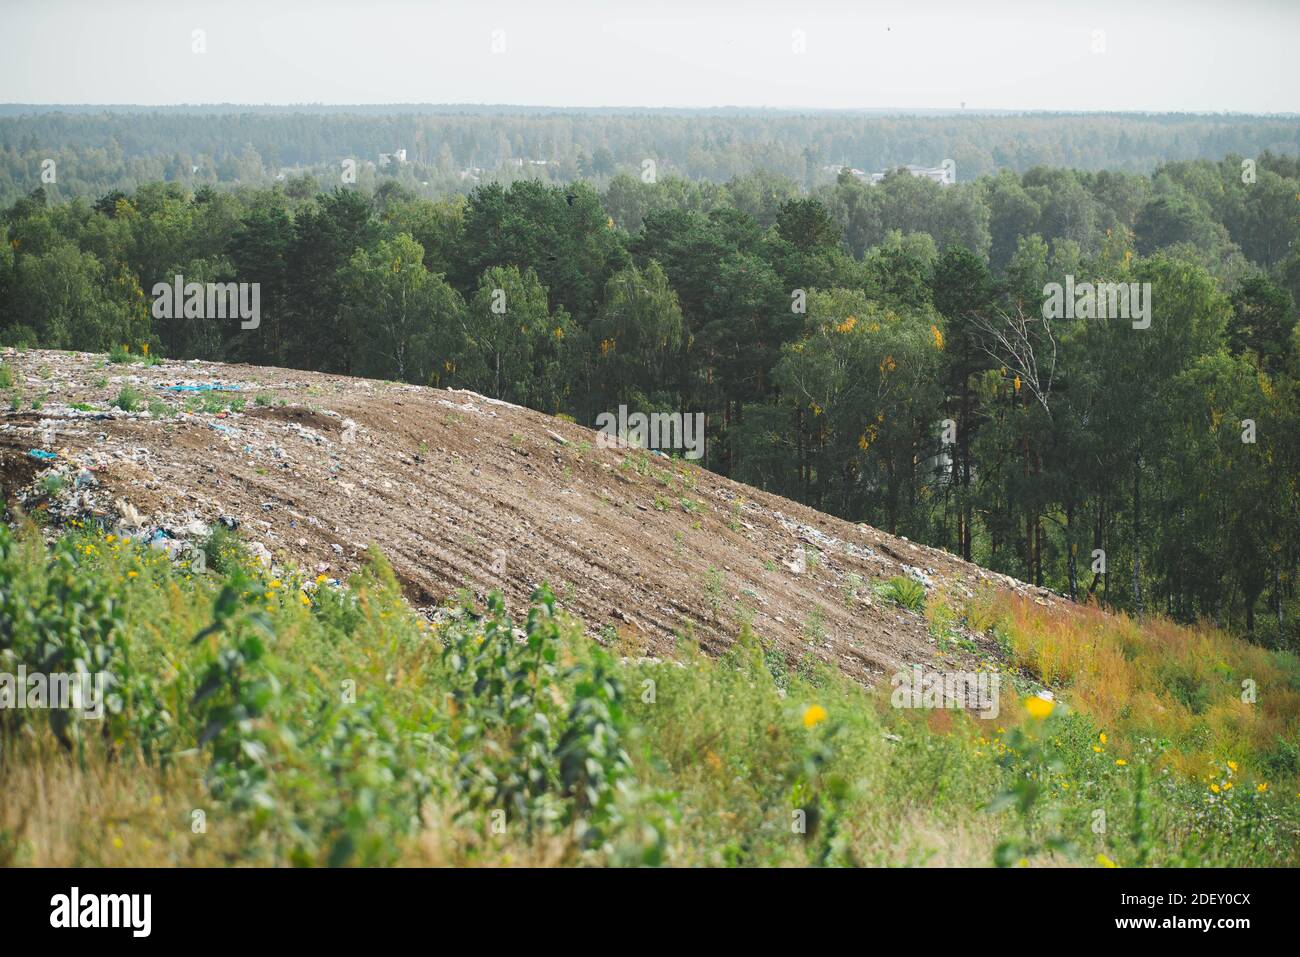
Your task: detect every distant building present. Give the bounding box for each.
[828,163,954,186]
[899,164,953,185]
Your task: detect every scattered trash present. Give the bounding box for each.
[114,499,144,529]
[174,519,209,538]
[4,347,1059,695]
[162,382,242,393]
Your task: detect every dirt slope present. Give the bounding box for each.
[0,348,1062,684]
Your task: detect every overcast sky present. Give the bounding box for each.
[0,0,1295,112]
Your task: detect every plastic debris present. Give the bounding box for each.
[162,382,242,392]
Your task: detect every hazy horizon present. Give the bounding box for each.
[2,104,1297,117]
[1,0,1295,113]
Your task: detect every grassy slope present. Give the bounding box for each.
[0,521,1297,867]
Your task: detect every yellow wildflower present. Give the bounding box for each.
[802,704,828,729]
[1024,696,1054,719]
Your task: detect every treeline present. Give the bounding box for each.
[1,154,1298,642]
[2,109,1299,204]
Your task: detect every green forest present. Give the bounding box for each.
[2,108,1299,202]
[2,139,1298,643]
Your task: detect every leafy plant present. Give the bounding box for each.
[881,575,926,611]
[111,385,141,412]
[442,586,629,843]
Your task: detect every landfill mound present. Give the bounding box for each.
[0,348,1064,684]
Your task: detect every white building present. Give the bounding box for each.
[830,163,954,186]
[899,164,953,185]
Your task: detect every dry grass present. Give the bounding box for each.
[995,595,1300,793]
[0,734,227,866]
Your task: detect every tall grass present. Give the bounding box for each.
[0,522,1296,867]
[995,595,1300,794]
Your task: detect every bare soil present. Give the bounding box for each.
[1,348,1064,684]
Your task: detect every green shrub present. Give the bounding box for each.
[881,575,926,611]
[111,385,141,412]
[1,522,1297,868]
